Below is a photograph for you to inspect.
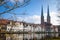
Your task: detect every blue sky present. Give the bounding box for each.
[0,0,57,15]
[11,0,57,15]
[0,0,59,25]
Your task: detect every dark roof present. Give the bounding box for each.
[0,19,40,26]
[44,22,52,26]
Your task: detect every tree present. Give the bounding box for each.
[0,0,4,2]
[0,0,30,15]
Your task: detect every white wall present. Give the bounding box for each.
[7,25,11,31]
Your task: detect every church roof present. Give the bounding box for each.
[44,22,52,26]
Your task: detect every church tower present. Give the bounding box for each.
[41,6,44,25]
[47,5,50,23]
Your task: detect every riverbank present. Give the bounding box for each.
[41,37,60,40]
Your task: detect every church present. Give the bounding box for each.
[0,5,59,40]
[40,5,58,37]
[40,5,52,32]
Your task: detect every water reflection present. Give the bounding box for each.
[5,33,59,40]
[0,31,59,40]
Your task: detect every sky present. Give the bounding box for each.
[0,0,60,25]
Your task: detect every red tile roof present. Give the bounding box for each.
[0,19,9,25]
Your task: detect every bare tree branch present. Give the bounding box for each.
[0,0,30,15]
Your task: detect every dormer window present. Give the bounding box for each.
[24,24,28,27]
[8,22,10,24]
[30,25,31,26]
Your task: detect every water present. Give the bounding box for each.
[5,33,59,40]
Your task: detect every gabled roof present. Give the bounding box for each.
[0,19,9,25]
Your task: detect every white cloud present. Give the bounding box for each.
[17,12,60,25]
[44,12,59,25]
[50,12,59,25]
[17,15,40,24]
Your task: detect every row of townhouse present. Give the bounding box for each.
[6,20,45,32]
[0,19,59,40]
[6,20,46,40]
[6,20,59,40]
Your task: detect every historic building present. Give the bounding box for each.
[40,5,52,32]
[0,5,59,40]
[40,5,58,37]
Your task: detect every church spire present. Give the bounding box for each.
[41,6,44,25]
[47,5,50,23]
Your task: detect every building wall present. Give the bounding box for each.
[2,20,59,40]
